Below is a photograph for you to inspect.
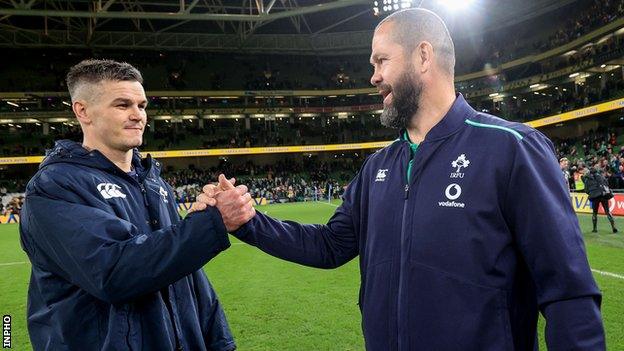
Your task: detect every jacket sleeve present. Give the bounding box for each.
[231,168,364,269]
[20,187,230,305]
[502,131,605,349]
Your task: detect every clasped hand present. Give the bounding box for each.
[189,174,256,232]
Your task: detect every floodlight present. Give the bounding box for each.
[373,0,412,15]
[437,0,474,10]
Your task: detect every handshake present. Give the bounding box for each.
[189,174,256,232]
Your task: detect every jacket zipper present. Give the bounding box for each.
[141,178,181,350]
[139,183,149,207]
[136,174,181,350]
[397,142,415,350]
[397,188,410,350]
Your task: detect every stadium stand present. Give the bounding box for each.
[6,2,624,350]
[2,1,624,92]
[4,0,624,212]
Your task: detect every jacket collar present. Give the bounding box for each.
[398,93,476,143]
[41,140,157,180]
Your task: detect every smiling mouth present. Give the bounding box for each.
[382,91,392,105]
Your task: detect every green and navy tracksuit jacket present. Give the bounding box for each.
[233,95,605,350]
[20,140,236,351]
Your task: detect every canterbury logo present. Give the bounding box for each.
[159,186,169,203]
[97,183,127,199]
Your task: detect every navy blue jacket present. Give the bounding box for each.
[233,95,605,350]
[20,140,236,351]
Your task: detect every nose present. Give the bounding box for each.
[370,68,382,87]
[129,106,145,122]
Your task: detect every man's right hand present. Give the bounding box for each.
[193,174,256,232]
[189,176,236,213]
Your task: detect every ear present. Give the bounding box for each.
[413,41,434,74]
[72,100,91,125]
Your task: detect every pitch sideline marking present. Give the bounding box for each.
[0,261,27,267]
[591,269,624,280]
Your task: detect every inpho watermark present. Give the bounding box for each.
[2,315,10,348]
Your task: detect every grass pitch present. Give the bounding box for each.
[1,202,623,350]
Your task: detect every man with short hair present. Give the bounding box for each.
[560,157,571,190]
[196,8,605,350]
[20,59,253,350]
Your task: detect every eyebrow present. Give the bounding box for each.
[369,53,385,65]
[111,97,148,106]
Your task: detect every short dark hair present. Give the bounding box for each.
[377,8,455,77]
[66,59,143,100]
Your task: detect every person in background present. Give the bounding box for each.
[583,166,618,233]
[560,157,571,190]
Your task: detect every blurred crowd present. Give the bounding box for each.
[7,124,624,220]
[168,176,345,205]
[0,156,360,217]
[163,158,358,204]
[470,0,624,72]
[0,185,23,222]
[556,127,624,191]
[475,71,624,122]
[0,116,396,157]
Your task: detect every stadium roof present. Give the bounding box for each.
[0,0,581,53]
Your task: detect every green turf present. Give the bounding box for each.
[1,203,623,350]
